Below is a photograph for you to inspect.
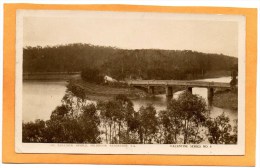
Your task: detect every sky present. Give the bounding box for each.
[23,11,240,57]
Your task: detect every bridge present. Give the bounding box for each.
[126,80,231,105]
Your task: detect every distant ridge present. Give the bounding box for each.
[23,43,238,80]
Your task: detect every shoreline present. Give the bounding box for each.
[70,79,147,101]
[70,79,187,102]
[212,89,238,110]
[23,72,81,80]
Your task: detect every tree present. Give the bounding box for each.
[114,94,136,142]
[230,63,238,90]
[62,82,87,117]
[45,104,85,143]
[167,91,208,144]
[81,67,103,83]
[23,85,101,143]
[22,119,46,142]
[230,119,238,144]
[206,112,235,144]
[79,104,101,143]
[97,94,138,144]
[137,104,158,144]
[158,110,182,144]
[98,100,119,143]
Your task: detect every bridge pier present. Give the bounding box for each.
[166,86,173,99]
[148,86,155,95]
[207,87,214,106]
[187,87,192,94]
[127,80,229,105]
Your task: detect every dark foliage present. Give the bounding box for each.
[22,88,101,143]
[137,105,158,144]
[22,119,46,142]
[163,92,208,144]
[66,82,86,100]
[81,67,103,84]
[206,113,237,144]
[230,63,238,88]
[23,43,238,80]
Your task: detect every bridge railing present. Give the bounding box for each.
[127,80,230,88]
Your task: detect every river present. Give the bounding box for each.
[22,77,237,124]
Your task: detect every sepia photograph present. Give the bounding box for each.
[14,9,246,155]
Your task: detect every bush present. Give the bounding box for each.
[81,67,103,83]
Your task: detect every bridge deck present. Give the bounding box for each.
[126,80,230,88]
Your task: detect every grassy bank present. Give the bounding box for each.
[70,79,147,101]
[70,79,186,101]
[212,89,238,110]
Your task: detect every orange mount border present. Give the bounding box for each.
[3,4,257,166]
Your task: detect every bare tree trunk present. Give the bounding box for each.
[109,124,112,144]
[113,122,117,143]
[174,131,177,144]
[139,128,143,144]
[184,120,187,144]
[105,125,108,144]
[127,127,130,141]
[118,122,121,144]
[144,131,147,144]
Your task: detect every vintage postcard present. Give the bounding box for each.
[3,4,257,166]
[15,9,245,155]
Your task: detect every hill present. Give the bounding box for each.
[23,43,238,80]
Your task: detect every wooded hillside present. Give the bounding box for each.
[23,43,238,80]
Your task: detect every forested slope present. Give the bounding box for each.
[23,43,238,80]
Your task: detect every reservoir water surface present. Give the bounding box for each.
[23,77,237,124]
